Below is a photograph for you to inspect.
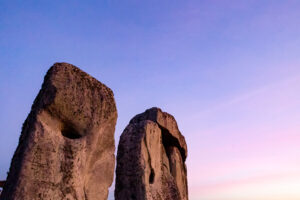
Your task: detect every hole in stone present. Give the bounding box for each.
[149,169,155,184]
[130,194,136,200]
[61,124,82,139]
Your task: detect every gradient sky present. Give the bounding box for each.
[1,1,300,199]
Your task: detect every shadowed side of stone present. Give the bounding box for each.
[115,108,188,200]
[0,63,117,200]
[0,181,4,196]
[0,181,5,188]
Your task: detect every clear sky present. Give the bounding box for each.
[1,1,300,199]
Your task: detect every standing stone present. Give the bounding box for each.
[115,108,188,200]
[0,63,117,200]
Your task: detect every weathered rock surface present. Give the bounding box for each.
[115,108,188,200]
[0,63,117,200]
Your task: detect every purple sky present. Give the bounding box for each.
[1,1,300,199]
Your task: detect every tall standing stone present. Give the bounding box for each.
[115,108,188,200]
[0,63,117,200]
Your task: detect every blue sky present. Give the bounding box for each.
[1,1,300,199]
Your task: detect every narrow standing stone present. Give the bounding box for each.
[115,107,188,200]
[0,63,117,200]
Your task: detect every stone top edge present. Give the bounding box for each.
[48,62,115,97]
[130,107,177,124]
[129,107,188,160]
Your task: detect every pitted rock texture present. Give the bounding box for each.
[0,63,117,200]
[115,108,188,200]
